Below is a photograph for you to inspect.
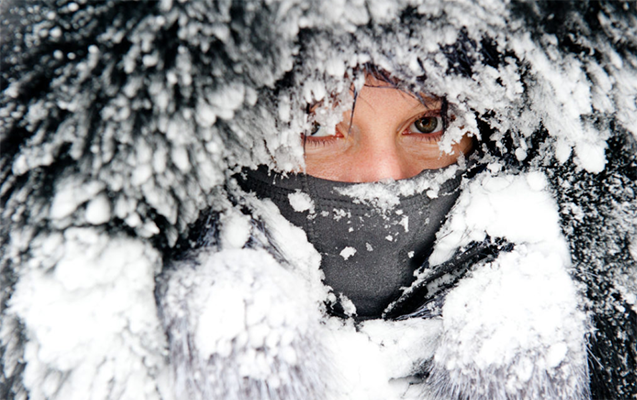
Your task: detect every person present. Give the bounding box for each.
[235,70,478,322]
[1,2,635,400]
[161,63,592,400]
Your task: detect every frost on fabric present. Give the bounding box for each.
[3,0,634,246]
[1,1,306,396]
[186,190,333,374]
[339,246,356,260]
[335,166,459,211]
[240,192,327,302]
[322,316,445,400]
[429,171,569,267]
[218,211,252,249]
[288,190,315,213]
[424,171,589,399]
[431,248,589,400]
[85,193,112,225]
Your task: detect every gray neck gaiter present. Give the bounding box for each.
[238,166,463,320]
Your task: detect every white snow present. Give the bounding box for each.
[85,193,111,225]
[434,246,587,395]
[165,243,327,397]
[627,225,637,260]
[50,178,106,220]
[339,246,357,260]
[419,169,588,397]
[288,190,315,213]
[243,193,327,305]
[335,166,459,211]
[323,317,443,400]
[7,229,167,400]
[430,171,569,266]
[398,216,409,232]
[337,294,358,317]
[219,211,252,249]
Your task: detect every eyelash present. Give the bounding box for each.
[304,135,339,147]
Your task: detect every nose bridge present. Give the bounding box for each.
[353,124,408,182]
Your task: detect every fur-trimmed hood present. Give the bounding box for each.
[1,1,636,399]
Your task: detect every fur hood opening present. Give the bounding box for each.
[1,1,636,399]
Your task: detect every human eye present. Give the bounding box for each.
[308,122,332,137]
[407,115,444,135]
[303,122,343,146]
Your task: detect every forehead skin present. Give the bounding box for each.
[348,78,441,134]
[355,77,441,119]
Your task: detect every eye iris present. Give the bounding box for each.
[414,117,438,133]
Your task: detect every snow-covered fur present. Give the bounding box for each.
[157,197,334,400]
[1,1,636,399]
[425,172,590,400]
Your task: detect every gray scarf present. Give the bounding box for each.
[238,166,463,320]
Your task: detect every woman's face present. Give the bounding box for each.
[304,76,473,182]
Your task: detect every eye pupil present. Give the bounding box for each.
[414,117,438,133]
